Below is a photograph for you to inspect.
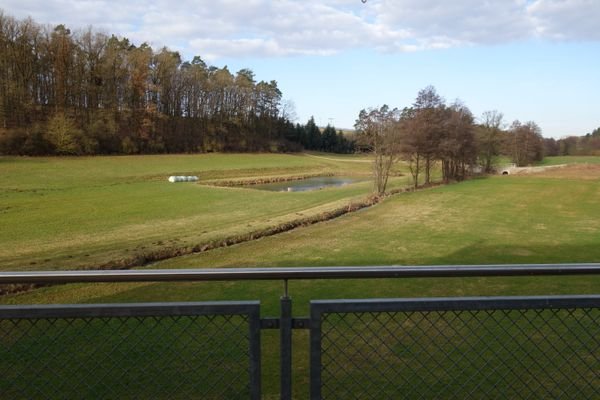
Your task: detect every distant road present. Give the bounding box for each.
[303,153,371,163]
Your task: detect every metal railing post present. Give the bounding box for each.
[280,279,292,400]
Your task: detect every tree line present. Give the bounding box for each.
[291,117,355,153]
[544,127,600,157]
[0,11,354,155]
[355,86,545,194]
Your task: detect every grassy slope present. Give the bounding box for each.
[2,156,600,398]
[0,153,400,270]
[8,159,598,304]
[156,172,600,268]
[3,155,599,303]
[538,155,600,165]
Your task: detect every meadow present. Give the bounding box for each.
[1,154,599,398]
[0,153,404,271]
[5,154,598,305]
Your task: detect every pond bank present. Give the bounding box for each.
[202,172,335,187]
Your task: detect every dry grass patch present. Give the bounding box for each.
[532,164,600,180]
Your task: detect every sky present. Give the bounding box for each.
[2,0,599,138]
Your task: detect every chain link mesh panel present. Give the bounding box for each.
[311,297,600,399]
[0,302,260,399]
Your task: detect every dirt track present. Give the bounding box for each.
[303,153,371,163]
[503,164,567,175]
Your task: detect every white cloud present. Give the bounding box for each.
[189,38,305,59]
[374,0,535,47]
[528,0,600,40]
[1,0,599,60]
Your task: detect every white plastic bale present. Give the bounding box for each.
[168,176,198,183]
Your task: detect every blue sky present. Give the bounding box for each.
[2,0,599,137]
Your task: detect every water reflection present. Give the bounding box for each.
[250,176,367,192]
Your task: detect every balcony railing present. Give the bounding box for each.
[1,264,599,399]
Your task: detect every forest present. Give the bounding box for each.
[0,11,353,155]
[1,11,596,163]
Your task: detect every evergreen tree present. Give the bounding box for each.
[321,125,337,152]
[304,117,322,150]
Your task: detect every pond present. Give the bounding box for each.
[250,176,369,192]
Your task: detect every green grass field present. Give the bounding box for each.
[537,155,600,165]
[0,153,408,271]
[1,154,599,398]
[8,155,596,307]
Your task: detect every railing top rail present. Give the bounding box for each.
[1,264,599,284]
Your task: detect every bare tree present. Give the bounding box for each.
[439,101,477,182]
[355,105,402,195]
[508,120,544,166]
[411,86,445,184]
[398,107,424,189]
[279,99,297,122]
[478,110,504,173]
